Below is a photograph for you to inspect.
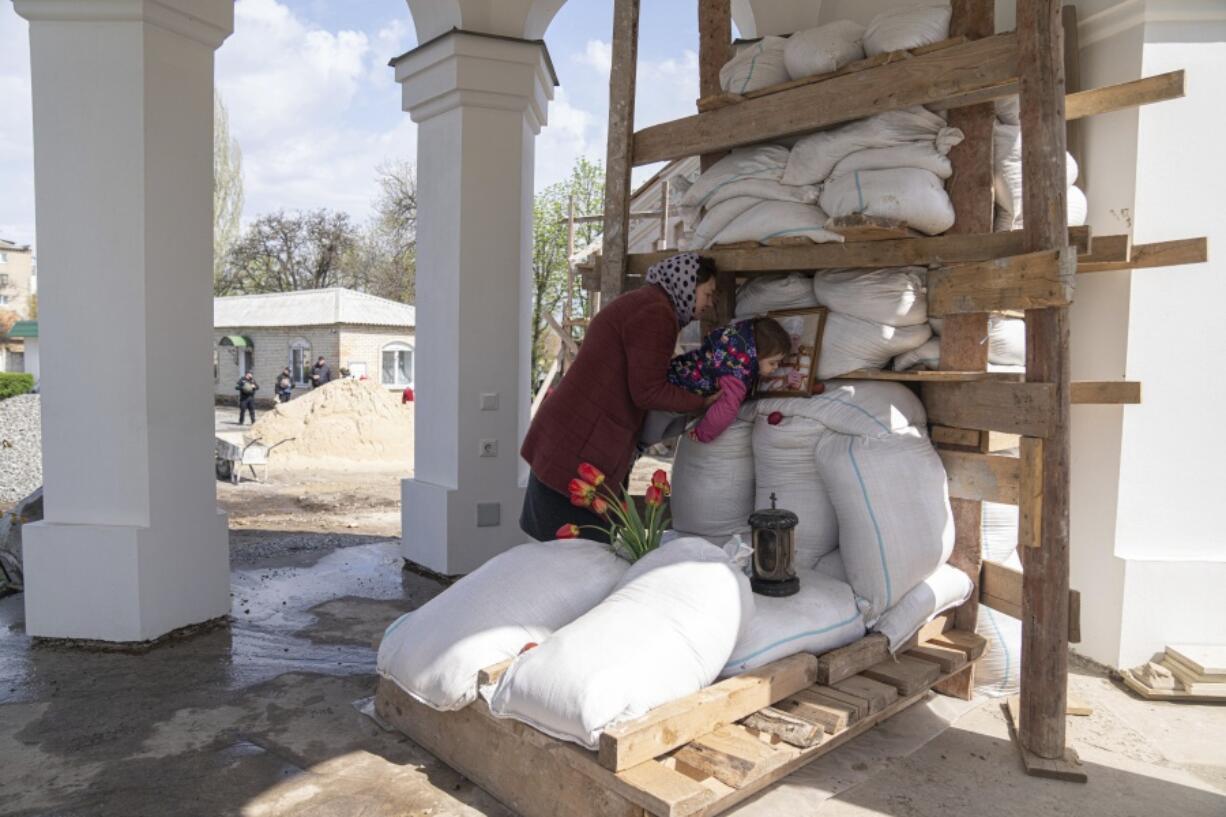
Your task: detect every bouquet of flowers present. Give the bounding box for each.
[556,462,671,562]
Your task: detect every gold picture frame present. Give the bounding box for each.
[755,307,829,398]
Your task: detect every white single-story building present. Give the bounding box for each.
[213,288,415,400]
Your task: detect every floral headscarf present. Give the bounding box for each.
[645,252,701,326]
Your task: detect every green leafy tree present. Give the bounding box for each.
[531,157,604,388]
[213,93,245,296]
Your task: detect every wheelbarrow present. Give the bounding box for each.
[215,432,293,484]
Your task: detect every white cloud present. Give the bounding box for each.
[575,39,612,75]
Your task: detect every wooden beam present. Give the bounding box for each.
[1070,381,1141,405]
[928,630,988,661]
[1078,233,1130,265]
[816,634,891,686]
[742,707,824,748]
[1018,0,1072,764]
[840,369,1020,383]
[1018,436,1043,549]
[908,643,969,674]
[631,33,1020,165]
[939,450,1021,504]
[932,425,984,449]
[1065,69,1184,121]
[625,226,1091,278]
[599,0,640,300]
[1062,6,1085,190]
[597,653,817,772]
[672,724,790,789]
[1077,237,1207,274]
[862,655,942,696]
[981,561,1083,649]
[921,381,1057,437]
[477,659,513,689]
[1003,698,1088,782]
[927,248,1077,315]
[698,0,732,172]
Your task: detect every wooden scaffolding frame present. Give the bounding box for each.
[589,0,1205,783]
[374,2,1208,813]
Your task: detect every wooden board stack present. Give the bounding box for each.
[1121,645,1226,702]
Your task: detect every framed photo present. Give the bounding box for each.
[755,307,828,398]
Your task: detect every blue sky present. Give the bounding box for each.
[0,0,713,249]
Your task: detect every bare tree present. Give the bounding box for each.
[343,160,417,304]
[225,210,358,294]
[213,93,244,295]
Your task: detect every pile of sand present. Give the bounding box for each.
[247,378,413,465]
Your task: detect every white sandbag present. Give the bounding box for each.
[982,501,1020,562]
[723,569,865,674]
[681,144,790,211]
[756,381,926,438]
[751,413,839,567]
[734,273,819,318]
[993,122,1080,220]
[784,106,948,185]
[817,312,932,379]
[863,5,952,57]
[976,548,1024,698]
[816,430,956,624]
[688,196,760,249]
[820,168,956,235]
[873,563,974,650]
[892,337,942,371]
[377,540,629,711]
[696,177,821,215]
[995,95,1020,125]
[812,267,928,327]
[783,20,866,80]
[697,200,844,248]
[671,408,756,537]
[1067,185,1088,226]
[828,131,963,180]
[922,315,1024,367]
[720,36,789,93]
[487,538,754,748]
[815,549,848,583]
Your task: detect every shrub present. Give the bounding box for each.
[0,373,35,400]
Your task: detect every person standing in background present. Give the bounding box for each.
[236,371,259,425]
[275,367,293,403]
[311,356,332,389]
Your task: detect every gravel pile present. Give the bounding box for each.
[0,394,42,503]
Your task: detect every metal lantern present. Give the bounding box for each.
[747,492,800,597]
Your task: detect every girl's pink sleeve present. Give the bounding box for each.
[693,376,748,443]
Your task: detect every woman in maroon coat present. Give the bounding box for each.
[520,253,719,543]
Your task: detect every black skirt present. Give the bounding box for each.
[520,471,611,544]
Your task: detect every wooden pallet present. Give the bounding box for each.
[375,629,986,817]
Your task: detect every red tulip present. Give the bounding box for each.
[577,462,606,487]
[519,641,539,654]
[569,478,596,507]
[650,469,671,497]
[592,496,609,515]
[556,523,580,539]
[768,411,783,426]
[645,485,664,507]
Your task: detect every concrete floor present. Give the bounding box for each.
[2,537,1224,817]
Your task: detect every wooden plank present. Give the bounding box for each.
[826,214,921,242]
[375,678,671,817]
[927,248,1077,316]
[840,369,1019,383]
[862,655,942,696]
[697,0,732,171]
[816,633,891,686]
[939,450,1021,504]
[632,33,1020,165]
[933,663,976,700]
[1062,6,1085,189]
[478,659,513,688]
[1070,381,1141,404]
[599,0,640,299]
[1121,668,1226,703]
[932,425,983,448]
[625,226,1091,278]
[773,688,852,734]
[598,653,817,772]
[672,724,789,789]
[1078,237,1207,273]
[830,675,900,714]
[928,630,988,661]
[741,707,824,748]
[908,644,969,675]
[1078,234,1130,265]
[1018,436,1043,548]
[981,560,1079,644]
[1003,698,1088,782]
[808,686,870,722]
[1065,69,1184,121]
[1166,644,1226,677]
[921,381,1057,437]
[618,760,724,816]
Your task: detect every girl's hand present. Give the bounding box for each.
[686,429,702,442]
[703,389,724,408]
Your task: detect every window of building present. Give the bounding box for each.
[348,361,367,379]
[0,252,7,264]
[381,342,413,387]
[0,273,8,286]
[0,296,7,306]
[290,338,311,385]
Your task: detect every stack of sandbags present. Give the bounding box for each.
[894,314,1026,373]
[734,273,819,317]
[487,538,754,748]
[783,107,964,235]
[813,268,932,378]
[720,36,790,93]
[670,404,757,538]
[784,20,866,80]
[377,540,629,711]
[681,146,838,249]
[993,102,1086,230]
[863,5,952,56]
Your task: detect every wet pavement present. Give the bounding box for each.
[2,534,1224,817]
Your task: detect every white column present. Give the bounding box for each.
[16,0,232,641]
[395,31,554,574]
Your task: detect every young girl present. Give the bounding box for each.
[669,317,793,443]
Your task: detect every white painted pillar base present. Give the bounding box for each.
[394,31,553,574]
[16,0,233,641]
